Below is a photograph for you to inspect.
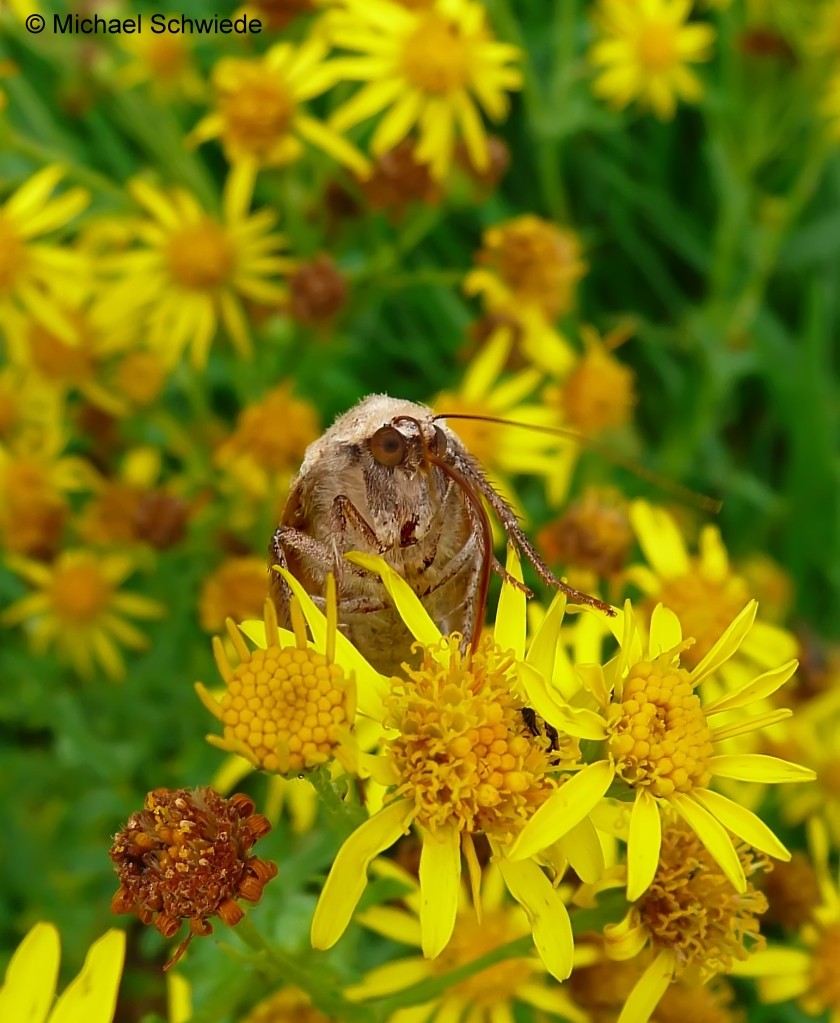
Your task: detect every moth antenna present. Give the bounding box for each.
[393,415,494,651]
[451,449,616,617]
[434,412,722,514]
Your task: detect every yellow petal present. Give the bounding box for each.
[494,546,526,660]
[50,929,125,1023]
[0,922,60,1023]
[525,589,567,680]
[670,793,745,892]
[355,906,422,948]
[519,662,607,740]
[418,827,461,958]
[166,971,192,1023]
[630,500,689,579]
[647,604,682,656]
[627,789,661,901]
[604,911,649,960]
[560,817,605,884]
[689,601,757,685]
[497,858,573,981]
[508,761,615,860]
[690,789,790,861]
[703,659,798,715]
[616,949,676,1023]
[708,753,814,784]
[311,800,415,949]
[345,957,430,1001]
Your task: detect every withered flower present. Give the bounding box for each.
[288,255,347,327]
[359,138,441,219]
[110,787,277,967]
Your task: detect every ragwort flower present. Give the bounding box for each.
[306,552,595,982]
[589,0,715,120]
[110,786,277,965]
[0,922,124,1023]
[508,598,813,899]
[2,549,164,679]
[190,39,369,175]
[323,0,522,180]
[103,170,290,368]
[603,821,769,1023]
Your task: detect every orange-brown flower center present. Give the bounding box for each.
[402,13,472,93]
[637,22,678,72]
[220,67,296,154]
[28,319,95,386]
[0,214,25,292]
[49,561,114,623]
[113,351,167,407]
[608,651,713,797]
[216,383,320,474]
[537,488,632,577]
[166,219,235,290]
[242,987,330,1023]
[560,349,636,434]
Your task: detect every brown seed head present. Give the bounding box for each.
[110,786,277,966]
[288,255,347,327]
[538,487,632,578]
[359,138,442,219]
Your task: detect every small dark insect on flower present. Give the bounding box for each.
[110,786,277,968]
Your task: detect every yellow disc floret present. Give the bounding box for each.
[384,636,555,843]
[607,648,713,797]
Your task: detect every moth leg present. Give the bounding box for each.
[268,527,293,625]
[332,495,387,553]
[490,556,534,597]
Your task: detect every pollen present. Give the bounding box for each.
[110,786,277,966]
[384,636,555,844]
[634,823,768,976]
[201,594,355,775]
[401,13,472,93]
[607,649,714,798]
[652,573,749,669]
[166,218,235,290]
[0,214,25,292]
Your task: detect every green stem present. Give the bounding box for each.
[6,131,128,204]
[308,765,367,834]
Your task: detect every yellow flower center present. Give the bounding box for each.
[817,757,840,797]
[49,561,114,624]
[241,986,330,1023]
[0,214,25,293]
[113,351,167,407]
[608,651,713,798]
[402,13,472,93]
[220,67,296,155]
[384,636,555,843]
[636,825,767,976]
[28,319,95,386]
[484,216,586,318]
[811,922,840,1012]
[219,645,350,774]
[637,22,678,72]
[652,572,749,669]
[139,35,190,78]
[199,558,269,633]
[166,219,235,290]
[560,349,636,434]
[218,384,320,473]
[432,907,535,1005]
[655,978,740,1023]
[0,457,67,557]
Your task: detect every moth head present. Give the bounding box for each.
[368,422,448,467]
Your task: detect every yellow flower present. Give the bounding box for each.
[116,18,205,100]
[464,214,587,321]
[0,922,124,1023]
[196,585,366,775]
[199,556,272,632]
[103,170,290,368]
[507,598,813,900]
[324,0,522,180]
[0,166,89,344]
[589,0,715,120]
[2,549,164,679]
[780,687,840,845]
[822,68,840,141]
[308,551,599,983]
[433,326,571,499]
[0,367,63,456]
[241,987,331,1023]
[601,822,768,1023]
[348,858,586,1023]
[626,500,798,675]
[733,818,840,1020]
[190,38,369,176]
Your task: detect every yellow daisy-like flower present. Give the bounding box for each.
[198,556,271,633]
[0,166,89,344]
[0,922,125,1023]
[589,0,716,120]
[241,987,331,1023]
[115,18,205,101]
[307,550,601,983]
[626,500,799,675]
[507,598,813,900]
[102,169,290,368]
[195,584,366,775]
[464,214,588,321]
[190,38,369,176]
[600,821,768,1023]
[779,687,840,845]
[323,0,522,180]
[0,366,63,456]
[2,549,164,679]
[348,858,586,1023]
[433,326,572,500]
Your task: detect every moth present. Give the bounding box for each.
[268,394,612,677]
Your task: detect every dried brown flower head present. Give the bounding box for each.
[288,255,347,327]
[110,787,277,967]
[538,487,632,578]
[359,138,441,219]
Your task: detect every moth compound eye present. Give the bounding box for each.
[370,425,407,466]
[431,425,447,456]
